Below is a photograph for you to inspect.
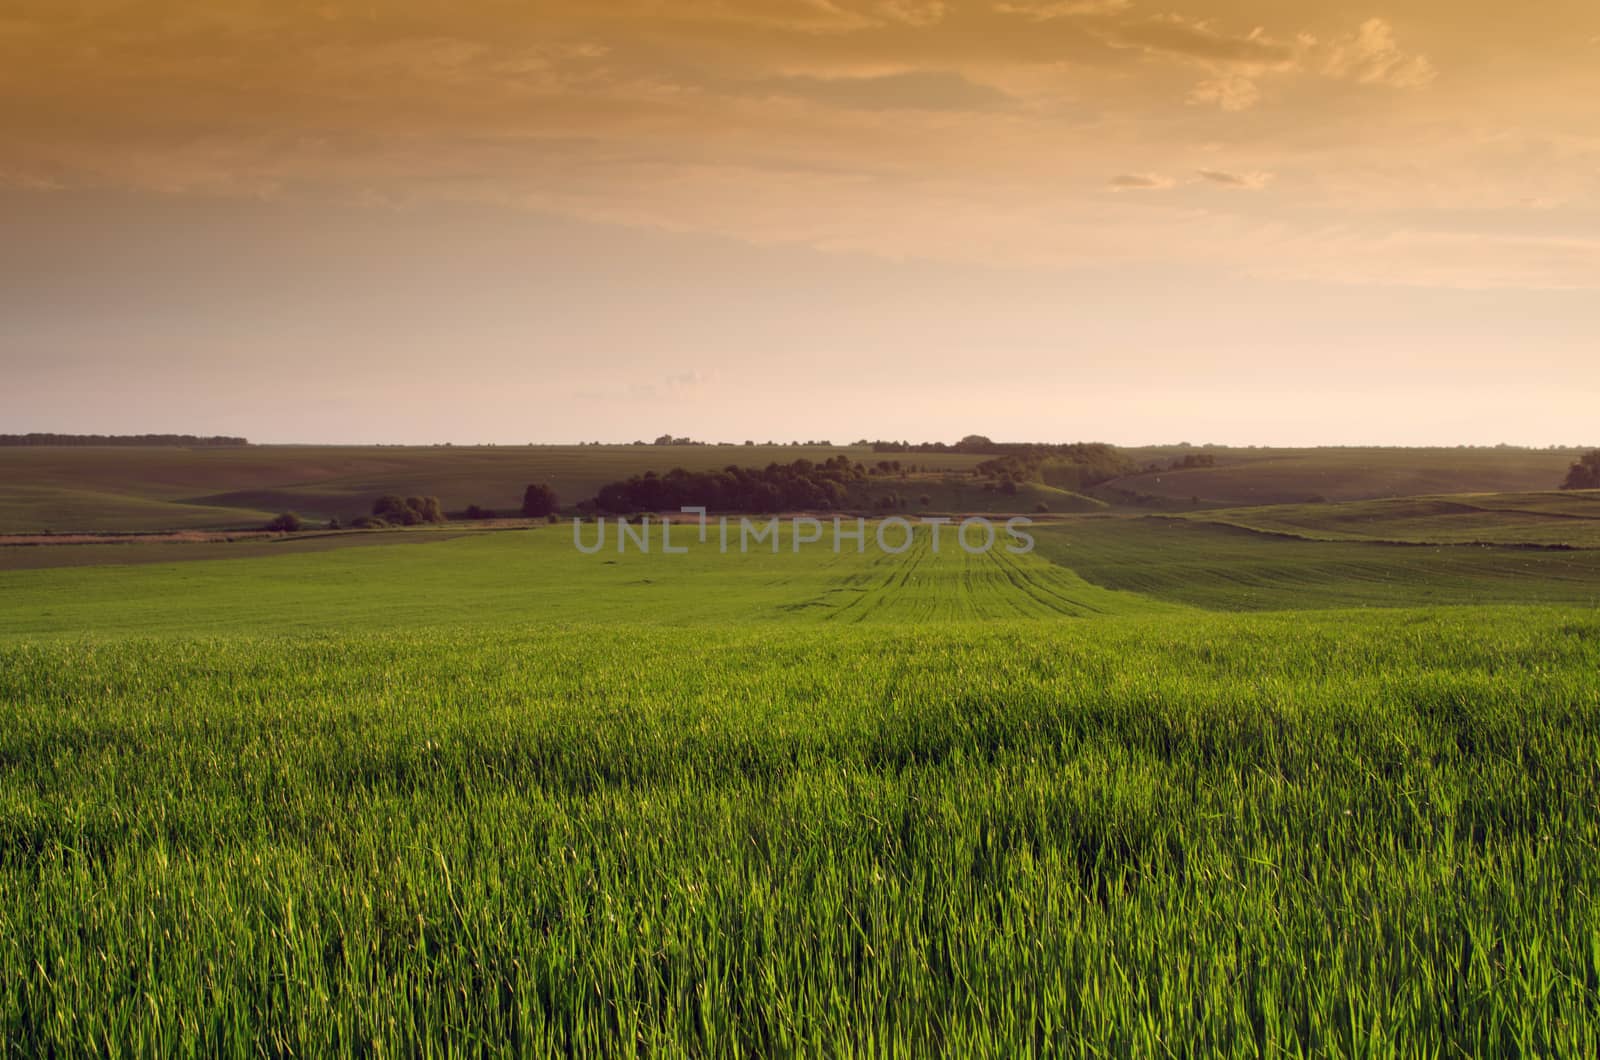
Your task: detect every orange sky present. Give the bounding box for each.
[1,1,1596,445]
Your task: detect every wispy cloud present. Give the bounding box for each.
[993,0,1132,19]
[1195,168,1274,190]
[1319,19,1435,88]
[1109,172,1175,190]
[759,70,1012,111]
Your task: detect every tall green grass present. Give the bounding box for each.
[2,610,1598,1055]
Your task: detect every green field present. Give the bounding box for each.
[1037,514,1600,611]
[1178,491,1600,548]
[2,508,1599,1055]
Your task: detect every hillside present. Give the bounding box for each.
[0,444,1587,534]
[1107,446,1581,507]
[0,444,983,533]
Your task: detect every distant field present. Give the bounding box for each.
[1177,491,1600,548]
[0,443,1586,533]
[1033,516,1600,611]
[1107,446,1581,506]
[0,527,480,571]
[0,444,982,533]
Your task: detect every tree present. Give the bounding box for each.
[522,483,560,517]
[1563,451,1600,490]
[265,512,303,532]
[372,494,446,525]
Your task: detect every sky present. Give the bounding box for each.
[1,0,1596,446]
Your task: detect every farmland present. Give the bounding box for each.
[0,443,1586,533]
[1172,491,1600,548]
[1,503,1599,1054]
[1105,446,1583,507]
[0,444,961,534]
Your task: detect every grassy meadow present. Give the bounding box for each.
[2,476,1599,1054]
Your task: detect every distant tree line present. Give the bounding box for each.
[628,437,836,447]
[0,433,249,447]
[857,434,1013,455]
[590,457,867,514]
[859,435,1134,486]
[1563,451,1600,491]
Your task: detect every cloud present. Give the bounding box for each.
[875,0,948,26]
[0,1,1590,292]
[1107,15,1295,67]
[1320,19,1435,89]
[992,0,1131,19]
[1109,172,1174,190]
[1175,17,1432,110]
[1195,168,1273,190]
[760,69,1012,110]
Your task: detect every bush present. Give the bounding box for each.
[264,512,303,532]
[350,516,389,530]
[327,517,341,530]
[522,483,560,518]
[463,505,496,520]
[1034,502,1049,513]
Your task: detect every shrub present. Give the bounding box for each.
[522,483,560,518]
[463,505,496,520]
[264,512,303,532]
[350,516,389,530]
